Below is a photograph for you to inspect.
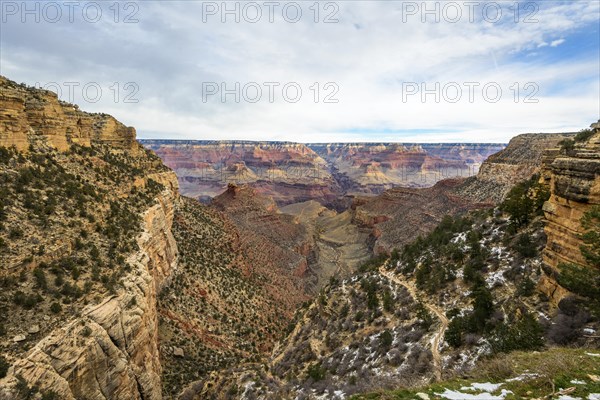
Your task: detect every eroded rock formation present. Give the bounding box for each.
[309,142,505,194]
[140,140,337,206]
[140,140,506,206]
[0,77,137,152]
[541,122,600,304]
[0,76,179,400]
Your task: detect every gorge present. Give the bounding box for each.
[0,76,599,400]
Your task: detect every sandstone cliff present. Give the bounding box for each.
[349,132,573,254]
[540,122,600,304]
[0,76,138,152]
[0,76,179,400]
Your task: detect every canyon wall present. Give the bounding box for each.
[0,77,138,152]
[140,140,337,206]
[455,133,573,203]
[0,76,179,400]
[1,178,178,400]
[353,133,574,254]
[141,140,505,206]
[309,142,505,194]
[540,122,600,303]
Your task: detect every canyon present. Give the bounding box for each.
[140,140,505,206]
[1,75,598,400]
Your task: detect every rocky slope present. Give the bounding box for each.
[456,133,574,203]
[351,133,573,254]
[540,122,600,305]
[0,76,179,399]
[192,174,600,399]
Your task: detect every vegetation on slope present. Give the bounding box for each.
[159,197,295,398]
[0,143,168,379]
[351,347,600,400]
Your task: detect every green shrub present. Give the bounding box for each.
[575,128,594,142]
[380,329,393,350]
[559,139,575,154]
[358,253,387,273]
[500,175,549,227]
[471,282,494,331]
[514,233,537,258]
[517,277,536,297]
[0,356,8,378]
[490,312,544,353]
[580,206,600,268]
[50,302,62,313]
[306,362,326,381]
[33,267,47,290]
[446,316,467,348]
[557,263,600,300]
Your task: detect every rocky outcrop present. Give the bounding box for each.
[0,76,138,152]
[1,178,178,399]
[0,76,180,399]
[455,133,573,203]
[352,178,490,254]
[347,132,574,255]
[541,122,600,303]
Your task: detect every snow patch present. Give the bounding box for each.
[506,373,539,382]
[436,389,513,400]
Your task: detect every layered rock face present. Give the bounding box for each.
[541,122,600,303]
[456,133,573,203]
[0,76,137,152]
[140,140,505,206]
[140,140,337,206]
[0,76,179,399]
[2,182,178,400]
[309,142,505,194]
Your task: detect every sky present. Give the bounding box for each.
[1,0,599,143]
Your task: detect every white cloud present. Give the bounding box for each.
[0,0,598,143]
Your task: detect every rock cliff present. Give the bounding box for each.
[540,122,600,303]
[0,77,138,152]
[351,132,574,254]
[456,133,573,203]
[2,180,178,400]
[0,76,179,400]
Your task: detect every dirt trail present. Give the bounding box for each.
[379,266,448,382]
